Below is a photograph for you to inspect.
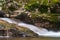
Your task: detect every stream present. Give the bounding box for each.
[0,18,60,37]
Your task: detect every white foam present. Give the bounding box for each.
[0,18,17,24]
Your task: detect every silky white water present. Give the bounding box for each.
[0,18,60,37]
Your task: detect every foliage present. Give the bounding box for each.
[50,2,60,13]
[1,0,60,13]
[39,0,60,6]
[24,0,60,13]
[25,2,40,11]
[38,5,48,13]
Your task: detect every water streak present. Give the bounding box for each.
[0,18,60,37]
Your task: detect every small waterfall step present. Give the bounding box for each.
[0,18,60,37]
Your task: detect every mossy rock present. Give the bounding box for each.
[30,13,60,23]
[0,20,16,29]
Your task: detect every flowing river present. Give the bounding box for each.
[0,18,60,38]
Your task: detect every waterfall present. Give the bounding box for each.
[0,18,60,37]
[18,23,60,37]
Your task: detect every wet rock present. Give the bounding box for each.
[9,29,37,37]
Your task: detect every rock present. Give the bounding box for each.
[58,16,60,21]
[15,13,34,24]
[0,11,6,17]
[9,28,36,37]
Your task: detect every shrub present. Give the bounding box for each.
[38,5,48,13]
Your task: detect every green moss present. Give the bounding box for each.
[42,14,60,23]
[30,13,39,19]
[30,13,60,23]
[0,21,16,29]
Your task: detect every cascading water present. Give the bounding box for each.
[0,18,60,37]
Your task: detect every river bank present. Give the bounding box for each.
[0,37,60,40]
